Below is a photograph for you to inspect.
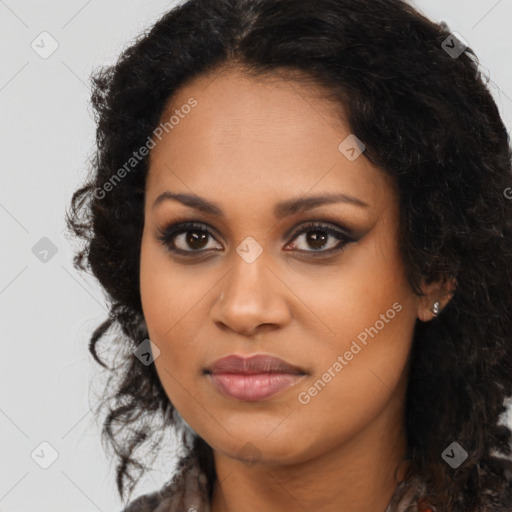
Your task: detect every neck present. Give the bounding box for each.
[210,395,409,512]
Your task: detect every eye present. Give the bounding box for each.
[284,221,354,255]
[156,221,222,255]
[156,219,355,257]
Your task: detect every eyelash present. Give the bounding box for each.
[156,218,356,258]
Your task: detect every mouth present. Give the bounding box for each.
[205,353,307,375]
[204,354,308,402]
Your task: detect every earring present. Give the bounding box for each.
[431,300,441,316]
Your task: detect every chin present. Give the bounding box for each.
[209,428,311,467]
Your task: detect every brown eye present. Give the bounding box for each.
[285,222,354,255]
[182,230,209,250]
[157,222,223,254]
[157,220,355,258]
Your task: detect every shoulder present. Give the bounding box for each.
[119,490,163,512]
[117,452,211,512]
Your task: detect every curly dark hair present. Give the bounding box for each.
[65,0,512,510]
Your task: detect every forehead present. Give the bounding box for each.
[146,67,394,214]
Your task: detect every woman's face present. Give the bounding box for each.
[140,67,423,466]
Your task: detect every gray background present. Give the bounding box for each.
[1,1,511,511]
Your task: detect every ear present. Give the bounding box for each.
[416,275,457,322]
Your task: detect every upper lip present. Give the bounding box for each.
[205,354,306,375]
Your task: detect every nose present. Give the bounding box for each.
[209,252,291,337]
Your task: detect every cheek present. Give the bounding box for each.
[292,304,415,454]
[139,232,213,408]
[140,231,205,339]
[289,235,416,422]
[288,226,414,353]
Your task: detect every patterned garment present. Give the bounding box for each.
[120,453,211,512]
[119,450,432,512]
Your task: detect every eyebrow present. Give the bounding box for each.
[151,191,370,218]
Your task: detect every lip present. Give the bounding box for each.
[204,354,307,402]
[206,354,306,375]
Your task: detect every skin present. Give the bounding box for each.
[139,66,455,512]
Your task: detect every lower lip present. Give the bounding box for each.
[208,372,304,401]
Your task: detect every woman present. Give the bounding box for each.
[66,0,512,511]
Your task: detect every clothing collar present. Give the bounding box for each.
[122,450,430,512]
